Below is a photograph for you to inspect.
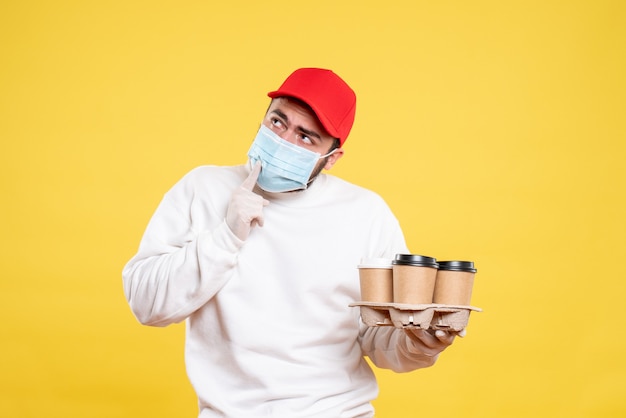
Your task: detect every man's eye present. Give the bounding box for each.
[299,135,313,145]
[271,118,284,128]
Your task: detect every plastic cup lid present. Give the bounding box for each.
[438,260,477,273]
[358,258,393,269]
[392,254,439,268]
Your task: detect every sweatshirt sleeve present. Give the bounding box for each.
[122,169,243,327]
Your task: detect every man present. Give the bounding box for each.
[123,68,460,418]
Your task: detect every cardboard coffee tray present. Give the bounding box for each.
[349,302,482,331]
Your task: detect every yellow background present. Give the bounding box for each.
[1,1,625,417]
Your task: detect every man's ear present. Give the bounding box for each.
[323,148,344,170]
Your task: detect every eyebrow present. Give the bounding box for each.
[270,109,322,140]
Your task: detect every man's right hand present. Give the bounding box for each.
[225,162,269,241]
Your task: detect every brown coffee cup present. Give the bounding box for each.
[358,258,393,303]
[392,254,439,304]
[433,261,477,306]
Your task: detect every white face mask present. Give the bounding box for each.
[247,125,335,193]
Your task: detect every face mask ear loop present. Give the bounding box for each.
[304,148,338,187]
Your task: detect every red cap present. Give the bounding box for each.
[267,68,356,146]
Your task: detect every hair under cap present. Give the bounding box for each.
[267,68,356,146]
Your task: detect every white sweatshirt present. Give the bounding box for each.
[123,164,438,418]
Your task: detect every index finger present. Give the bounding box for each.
[241,161,262,191]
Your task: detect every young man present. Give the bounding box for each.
[123,68,459,418]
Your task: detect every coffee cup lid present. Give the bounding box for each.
[358,258,393,269]
[392,254,439,268]
[438,260,477,273]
